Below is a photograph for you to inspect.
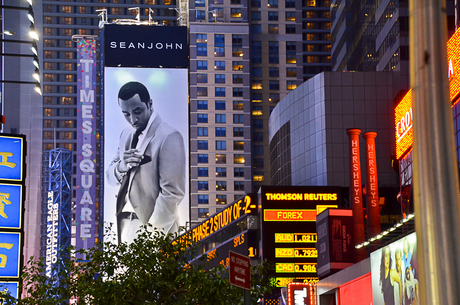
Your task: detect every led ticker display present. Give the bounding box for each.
[275,233,317,243]
[395,27,460,160]
[274,277,319,288]
[260,186,341,289]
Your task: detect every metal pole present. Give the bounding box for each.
[410,1,460,304]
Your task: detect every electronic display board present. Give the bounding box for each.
[0,281,19,302]
[101,25,189,245]
[259,186,341,288]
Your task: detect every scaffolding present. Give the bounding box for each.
[40,148,72,281]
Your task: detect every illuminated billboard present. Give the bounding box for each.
[0,184,23,230]
[370,232,418,305]
[75,37,97,259]
[0,135,24,182]
[0,232,21,279]
[259,186,341,288]
[102,25,189,244]
[395,27,460,160]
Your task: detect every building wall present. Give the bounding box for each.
[269,71,398,188]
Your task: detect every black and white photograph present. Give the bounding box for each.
[103,67,189,244]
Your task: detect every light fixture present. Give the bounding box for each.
[32,69,40,82]
[29,27,39,41]
[28,7,35,24]
[34,84,42,95]
[2,30,15,36]
[33,58,39,69]
[31,44,38,56]
[27,0,33,4]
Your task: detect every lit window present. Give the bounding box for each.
[216,195,227,205]
[287,68,297,77]
[252,82,262,90]
[198,208,209,218]
[287,81,297,90]
[233,61,243,71]
[253,175,264,182]
[231,8,241,18]
[234,154,245,164]
[233,101,244,110]
[216,154,226,163]
[233,141,244,150]
[216,181,227,191]
[285,11,295,21]
[216,167,226,177]
[268,24,279,34]
[252,106,263,116]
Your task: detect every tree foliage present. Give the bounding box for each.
[1,226,273,304]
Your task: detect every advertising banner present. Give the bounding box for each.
[0,281,18,301]
[0,232,21,278]
[75,38,97,258]
[0,184,23,230]
[370,232,418,305]
[102,25,189,244]
[0,136,24,182]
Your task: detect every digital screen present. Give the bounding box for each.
[0,232,21,279]
[0,135,24,182]
[260,186,341,288]
[0,184,23,229]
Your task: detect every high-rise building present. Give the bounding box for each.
[33,0,334,231]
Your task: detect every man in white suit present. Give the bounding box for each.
[106,81,186,244]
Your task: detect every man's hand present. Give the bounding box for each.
[118,149,143,173]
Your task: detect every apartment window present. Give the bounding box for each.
[216,140,226,150]
[233,114,244,124]
[198,181,209,191]
[65,75,73,82]
[268,11,278,21]
[197,127,208,136]
[44,74,54,81]
[216,154,227,164]
[197,87,208,96]
[234,181,245,191]
[197,74,208,83]
[234,141,244,150]
[232,34,243,57]
[268,0,278,8]
[253,132,263,141]
[233,127,244,137]
[44,120,53,128]
[286,11,295,21]
[287,54,297,63]
[233,88,243,97]
[62,6,72,13]
[269,41,279,63]
[269,93,280,103]
[198,195,209,204]
[251,0,261,7]
[214,34,225,57]
[287,81,297,90]
[215,87,225,97]
[64,63,73,71]
[286,25,296,34]
[231,8,241,18]
[197,113,208,123]
[253,145,263,155]
[251,11,261,20]
[198,154,208,163]
[252,67,262,77]
[64,86,74,94]
[215,114,226,123]
[197,100,208,109]
[44,40,56,48]
[231,0,241,4]
[198,140,208,150]
[285,0,295,7]
[215,127,226,137]
[252,41,262,64]
[287,67,297,77]
[252,81,262,90]
[233,101,244,110]
[233,75,243,84]
[234,154,245,164]
[252,106,263,116]
[197,34,207,56]
[215,74,225,83]
[195,0,205,6]
[215,61,225,70]
[234,168,245,177]
[216,167,227,177]
[269,67,279,77]
[216,181,227,191]
[233,61,243,71]
[198,167,209,177]
[253,119,263,129]
[216,195,227,205]
[44,132,54,139]
[215,100,226,110]
[269,80,280,90]
[198,208,209,218]
[197,60,208,70]
[251,24,261,34]
[268,24,279,34]
[307,56,319,63]
[253,158,264,168]
[253,175,264,182]
[64,120,73,128]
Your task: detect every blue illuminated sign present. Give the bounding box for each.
[0,233,21,278]
[0,136,24,182]
[0,281,18,303]
[0,184,23,229]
